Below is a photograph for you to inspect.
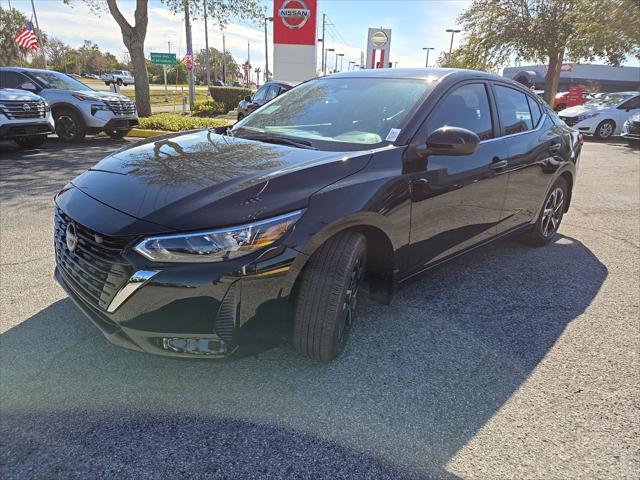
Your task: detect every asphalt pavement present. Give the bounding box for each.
[0,136,638,479]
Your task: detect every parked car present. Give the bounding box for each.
[53,68,581,362]
[558,91,640,140]
[552,87,592,111]
[0,67,139,142]
[0,88,54,148]
[621,112,640,145]
[237,81,292,121]
[101,70,135,86]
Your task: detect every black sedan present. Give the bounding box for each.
[237,81,292,121]
[54,68,581,362]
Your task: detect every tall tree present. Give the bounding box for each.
[456,0,640,103]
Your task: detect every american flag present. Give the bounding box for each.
[13,22,39,50]
[181,49,193,72]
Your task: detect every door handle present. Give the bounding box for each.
[491,158,508,170]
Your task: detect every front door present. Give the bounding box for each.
[408,82,509,272]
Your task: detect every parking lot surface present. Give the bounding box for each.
[1,137,638,479]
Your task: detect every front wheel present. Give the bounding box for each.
[105,129,130,139]
[116,79,123,86]
[293,231,367,362]
[104,81,111,86]
[54,108,86,142]
[14,135,46,149]
[594,120,615,140]
[520,177,568,246]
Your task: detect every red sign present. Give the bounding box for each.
[273,0,317,45]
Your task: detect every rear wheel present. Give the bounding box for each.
[104,81,111,86]
[14,135,46,149]
[54,108,86,142]
[594,120,615,140]
[293,231,367,362]
[105,129,130,139]
[520,177,567,246]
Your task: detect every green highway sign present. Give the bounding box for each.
[150,52,177,65]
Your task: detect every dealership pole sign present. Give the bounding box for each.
[366,28,392,69]
[273,0,317,82]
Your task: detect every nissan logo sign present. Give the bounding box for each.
[370,30,388,48]
[278,0,310,30]
[22,103,31,112]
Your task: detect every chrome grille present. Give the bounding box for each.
[0,100,46,119]
[106,100,136,116]
[54,208,134,311]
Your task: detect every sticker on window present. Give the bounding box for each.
[385,128,401,142]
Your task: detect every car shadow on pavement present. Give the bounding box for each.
[0,235,607,479]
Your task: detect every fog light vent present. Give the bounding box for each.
[162,337,227,355]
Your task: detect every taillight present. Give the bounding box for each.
[578,133,584,145]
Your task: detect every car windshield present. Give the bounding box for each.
[585,93,634,107]
[31,70,93,91]
[231,77,436,150]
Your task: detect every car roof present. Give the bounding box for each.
[0,66,54,75]
[326,67,505,82]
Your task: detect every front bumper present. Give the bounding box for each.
[54,221,302,359]
[621,122,640,140]
[0,118,54,139]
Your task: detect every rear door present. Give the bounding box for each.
[408,81,509,270]
[492,83,566,234]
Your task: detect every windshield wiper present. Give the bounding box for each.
[236,133,318,150]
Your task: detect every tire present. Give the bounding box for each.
[520,177,568,247]
[594,120,615,140]
[123,83,128,87]
[54,108,86,143]
[116,79,123,86]
[105,129,130,139]
[14,135,46,149]
[555,103,567,111]
[104,81,111,86]
[293,231,367,362]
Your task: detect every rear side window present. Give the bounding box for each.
[265,85,279,102]
[619,96,640,110]
[427,83,494,140]
[252,85,268,103]
[495,85,534,135]
[527,96,542,127]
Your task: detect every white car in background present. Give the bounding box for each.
[621,112,640,145]
[558,92,640,140]
[101,70,135,87]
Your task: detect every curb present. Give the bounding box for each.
[128,128,167,138]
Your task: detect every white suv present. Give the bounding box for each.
[0,67,139,142]
[558,92,640,140]
[0,88,54,148]
[101,70,135,86]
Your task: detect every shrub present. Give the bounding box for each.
[192,99,227,117]
[209,86,253,111]
[138,113,232,132]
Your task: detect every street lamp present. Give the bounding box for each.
[335,53,344,73]
[264,16,273,82]
[348,60,355,71]
[446,28,461,60]
[422,47,434,68]
[324,48,334,75]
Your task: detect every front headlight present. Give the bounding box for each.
[576,112,599,122]
[91,103,110,115]
[134,210,304,263]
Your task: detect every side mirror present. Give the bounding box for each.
[244,95,252,102]
[19,82,38,92]
[415,126,480,157]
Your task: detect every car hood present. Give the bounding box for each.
[0,88,43,101]
[560,104,613,117]
[42,89,132,102]
[69,130,371,231]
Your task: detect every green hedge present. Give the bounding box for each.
[209,86,253,111]
[192,99,227,117]
[138,113,232,132]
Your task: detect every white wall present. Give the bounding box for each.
[273,44,317,84]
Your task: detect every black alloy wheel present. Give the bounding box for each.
[520,177,568,246]
[293,231,367,362]
[54,109,86,142]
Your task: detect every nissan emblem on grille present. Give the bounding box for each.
[65,223,78,252]
[22,103,31,112]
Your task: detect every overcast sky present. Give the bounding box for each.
[4,0,639,73]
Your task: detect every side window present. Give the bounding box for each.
[4,72,29,89]
[495,85,534,135]
[618,96,640,110]
[264,85,279,102]
[252,85,268,103]
[527,96,542,127]
[427,83,494,140]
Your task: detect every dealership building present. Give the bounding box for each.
[503,63,640,92]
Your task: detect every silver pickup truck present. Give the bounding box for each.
[101,70,135,86]
[0,67,139,142]
[0,88,54,148]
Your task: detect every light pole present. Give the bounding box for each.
[348,61,355,71]
[334,53,343,73]
[422,47,434,68]
[394,61,399,68]
[324,48,334,75]
[264,16,273,82]
[337,53,344,71]
[446,29,461,61]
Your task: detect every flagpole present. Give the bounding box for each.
[30,0,47,69]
